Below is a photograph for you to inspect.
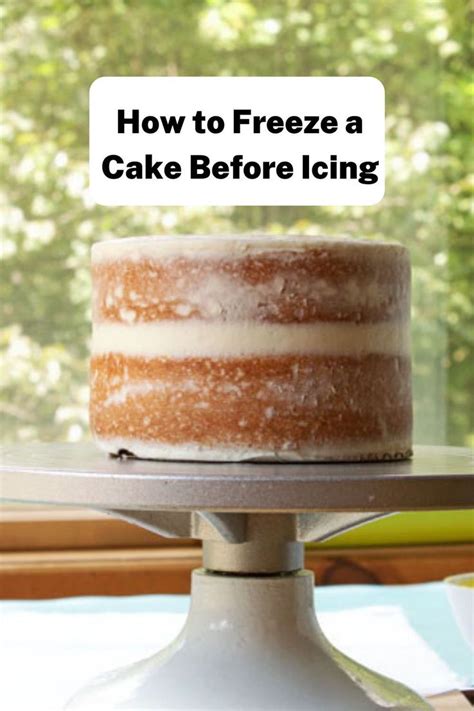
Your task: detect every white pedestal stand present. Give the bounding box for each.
[66,569,431,710]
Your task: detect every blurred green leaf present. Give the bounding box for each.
[1,0,472,445]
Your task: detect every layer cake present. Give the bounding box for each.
[90,235,412,461]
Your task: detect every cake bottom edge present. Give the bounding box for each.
[93,436,413,464]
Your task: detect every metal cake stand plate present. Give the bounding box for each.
[1,443,473,710]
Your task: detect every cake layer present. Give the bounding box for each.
[92,236,410,325]
[90,353,412,462]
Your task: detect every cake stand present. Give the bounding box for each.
[1,443,472,710]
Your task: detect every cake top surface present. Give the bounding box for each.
[92,235,407,262]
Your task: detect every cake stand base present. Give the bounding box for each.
[65,570,430,710]
[4,444,468,710]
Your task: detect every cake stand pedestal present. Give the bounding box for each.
[1,444,472,710]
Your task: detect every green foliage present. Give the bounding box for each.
[1,0,472,445]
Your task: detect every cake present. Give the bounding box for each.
[90,235,412,462]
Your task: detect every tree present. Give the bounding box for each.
[1,0,472,446]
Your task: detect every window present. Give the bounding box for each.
[1,2,472,588]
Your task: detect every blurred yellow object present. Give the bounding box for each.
[311,510,474,548]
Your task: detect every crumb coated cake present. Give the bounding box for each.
[90,235,412,462]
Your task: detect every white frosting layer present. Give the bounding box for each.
[92,234,407,262]
[92,320,410,358]
[95,436,412,462]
